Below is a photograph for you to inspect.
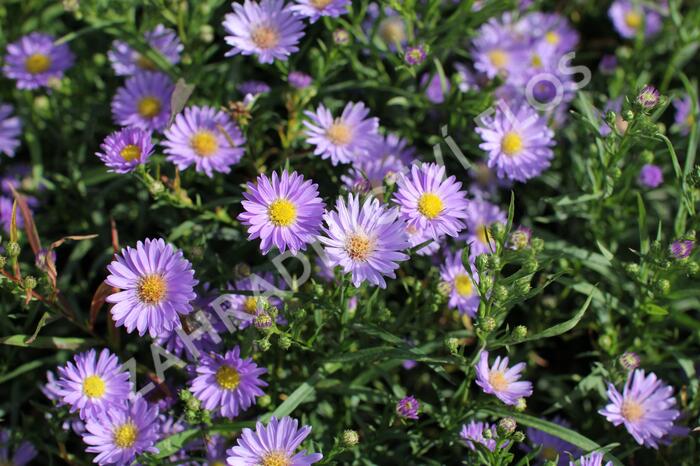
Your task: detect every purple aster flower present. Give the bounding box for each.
[341,154,406,194]
[471,16,526,79]
[396,395,420,419]
[619,352,641,371]
[202,434,229,464]
[461,199,507,259]
[475,350,533,405]
[522,416,581,466]
[460,420,497,451]
[476,102,555,182]
[599,369,681,448]
[108,24,183,76]
[0,429,37,466]
[670,240,694,259]
[405,223,440,256]
[226,416,322,465]
[96,127,154,174]
[2,32,74,90]
[455,63,482,93]
[524,12,579,53]
[637,85,660,109]
[372,133,416,166]
[638,164,663,188]
[239,170,324,255]
[189,346,267,419]
[154,309,222,361]
[217,272,287,329]
[56,348,132,421]
[42,369,64,404]
[421,73,449,104]
[673,94,697,136]
[609,0,663,39]
[510,226,532,250]
[83,395,159,465]
[112,71,174,132]
[320,194,410,288]
[570,452,613,466]
[405,44,427,66]
[288,71,312,89]
[238,80,271,97]
[0,104,21,157]
[163,105,245,177]
[222,0,306,64]
[371,6,408,50]
[440,251,479,317]
[105,238,198,338]
[303,101,380,165]
[393,163,469,241]
[35,247,57,272]
[290,0,350,23]
[599,54,618,75]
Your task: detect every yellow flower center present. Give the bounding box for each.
[136,54,157,71]
[476,224,491,245]
[624,11,642,29]
[211,462,227,466]
[82,375,106,398]
[545,31,560,45]
[417,193,444,219]
[137,96,162,119]
[244,296,259,314]
[120,144,142,162]
[113,422,138,449]
[215,365,240,391]
[261,451,292,466]
[531,54,543,68]
[488,49,508,69]
[488,371,509,391]
[24,53,52,74]
[541,447,559,460]
[251,26,280,50]
[137,274,167,304]
[190,131,219,157]
[345,233,373,261]
[268,199,297,227]
[378,17,406,44]
[454,274,473,297]
[326,121,352,146]
[310,0,333,8]
[621,399,645,422]
[686,114,695,127]
[501,131,523,156]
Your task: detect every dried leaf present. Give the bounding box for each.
[90,281,115,331]
[9,186,41,254]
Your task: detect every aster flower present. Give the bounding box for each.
[189,346,267,419]
[239,170,324,255]
[340,154,406,194]
[162,105,246,177]
[599,54,618,74]
[637,85,660,109]
[105,238,198,338]
[238,80,271,97]
[393,163,469,241]
[222,0,306,64]
[440,251,480,317]
[619,352,641,371]
[609,0,662,39]
[372,133,416,166]
[226,416,322,465]
[0,104,21,157]
[471,16,525,79]
[83,396,159,466]
[333,29,350,45]
[475,103,555,182]
[455,63,482,93]
[462,199,507,259]
[320,194,410,288]
[570,452,613,466]
[673,94,697,136]
[638,164,663,188]
[599,369,681,448]
[396,395,420,419]
[670,240,694,259]
[524,12,579,53]
[460,420,497,451]
[510,226,532,250]
[0,429,37,466]
[291,0,350,23]
[475,350,533,405]
[288,71,312,89]
[372,6,408,50]
[421,73,450,104]
[111,72,174,132]
[96,127,154,174]
[405,45,427,66]
[56,348,132,420]
[522,416,581,466]
[303,102,380,165]
[219,272,286,329]
[2,32,74,90]
[406,223,440,256]
[108,24,183,76]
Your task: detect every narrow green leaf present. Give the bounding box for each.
[0,335,98,350]
[0,359,44,384]
[642,303,669,316]
[152,429,199,459]
[636,193,649,255]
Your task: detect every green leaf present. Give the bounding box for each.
[637,193,649,255]
[0,359,45,384]
[642,303,669,316]
[0,335,98,350]
[261,369,326,422]
[152,429,199,459]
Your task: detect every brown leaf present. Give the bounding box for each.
[110,218,120,254]
[90,281,115,331]
[45,234,98,289]
[9,185,41,254]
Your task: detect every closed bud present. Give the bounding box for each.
[515,397,527,412]
[278,335,292,350]
[480,275,494,291]
[254,312,273,330]
[489,255,501,271]
[0,256,6,269]
[515,279,531,296]
[24,275,37,290]
[342,429,360,447]
[480,316,497,333]
[524,258,538,273]
[491,222,506,242]
[497,417,517,436]
[185,394,201,412]
[610,167,622,180]
[333,29,350,45]
[624,262,640,275]
[199,24,214,43]
[531,237,544,252]
[475,254,489,271]
[513,325,528,340]
[233,263,251,279]
[687,261,699,276]
[258,394,272,408]
[544,461,558,466]
[598,334,613,351]
[7,241,20,258]
[482,427,493,439]
[149,180,165,195]
[437,280,452,297]
[493,285,508,303]
[619,352,641,371]
[623,110,635,122]
[655,279,671,295]
[446,337,460,355]
[512,431,526,442]
[258,339,271,352]
[641,150,654,164]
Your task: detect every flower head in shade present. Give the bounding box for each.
[396,395,420,419]
[670,240,694,259]
[522,416,581,466]
[462,199,507,259]
[218,272,287,329]
[238,80,271,97]
[637,85,660,109]
[471,16,525,79]
[0,104,21,157]
[112,72,174,132]
[405,45,427,66]
[619,352,641,371]
[525,12,579,53]
[163,105,245,177]
[460,420,497,451]
[673,95,697,136]
[105,238,198,338]
[189,346,267,419]
[421,73,450,104]
[83,396,159,466]
[108,24,183,76]
[239,170,324,255]
[476,103,555,182]
[0,429,37,466]
[405,224,440,256]
[363,4,407,51]
[223,0,306,64]
[609,0,662,39]
[475,350,533,405]
[2,32,74,89]
[288,71,312,89]
[599,54,618,74]
[303,102,380,165]
[291,0,350,23]
[570,452,613,466]
[340,154,406,194]
[599,369,681,448]
[440,251,480,317]
[56,348,132,420]
[226,416,322,465]
[96,127,154,174]
[393,163,469,240]
[320,194,410,288]
[638,164,663,188]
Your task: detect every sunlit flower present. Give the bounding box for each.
[440,251,479,317]
[396,395,420,420]
[96,127,154,173]
[111,71,174,132]
[291,0,350,23]
[108,24,183,76]
[460,420,497,451]
[0,104,21,157]
[461,199,507,259]
[2,32,74,89]
[609,0,662,39]
[670,240,694,259]
[569,452,613,466]
[475,350,533,405]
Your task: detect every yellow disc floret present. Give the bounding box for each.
[215,365,240,391]
[488,371,509,391]
[345,233,373,262]
[120,144,142,162]
[268,199,297,227]
[25,53,52,74]
[137,96,162,119]
[82,375,106,398]
[417,193,444,219]
[137,274,167,305]
[545,31,560,45]
[624,11,642,30]
[113,422,138,449]
[326,121,352,146]
[501,131,523,156]
[261,451,292,466]
[454,275,473,297]
[191,131,219,157]
[251,26,280,50]
[488,49,508,69]
[621,399,645,422]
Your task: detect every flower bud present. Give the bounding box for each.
[199,24,214,43]
[640,150,654,164]
[531,237,544,253]
[437,280,451,297]
[523,258,538,273]
[619,352,641,371]
[278,335,292,350]
[512,431,525,442]
[687,261,699,277]
[655,279,671,295]
[7,241,20,258]
[258,339,271,352]
[624,262,640,275]
[515,279,531,296]
[489,255,501,271]
[482,427,493,439]
[24,275,37,290]
[493,284,508,303]
[0,256,6,269]
[515,397,527,412]
[513,325,528,340]
[254,312,273,330]
[497,417,517,436]
[491,222,506,242]
[333,29,350,45]
[480,316,497,333]
[342,429,360,447]
[446,337,460,355]
[258,394,272,408]
[149,180,165,195]
[475,254,489,271]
